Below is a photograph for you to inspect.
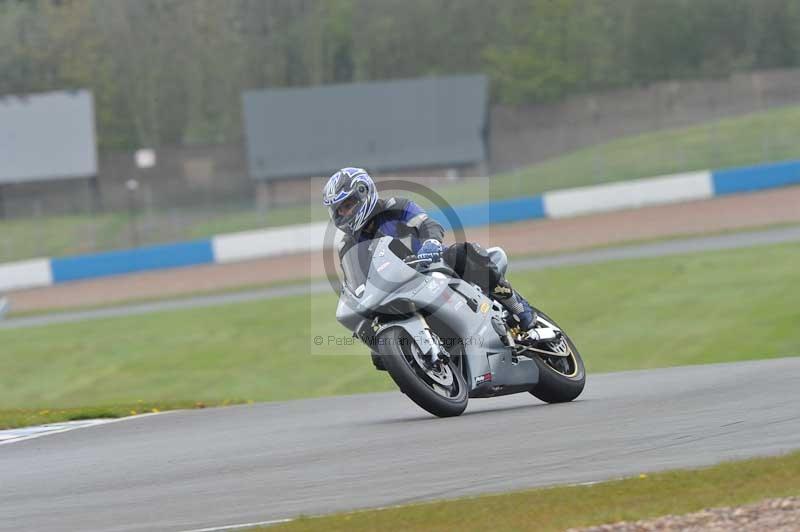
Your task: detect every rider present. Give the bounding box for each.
[323,167,537,333]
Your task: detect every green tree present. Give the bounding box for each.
[3,0,800,149]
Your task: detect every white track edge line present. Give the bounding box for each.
[0,410,172,447]
[180,518,294,532]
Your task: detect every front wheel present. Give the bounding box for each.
[527,309,586,403]
[378,327,468,417]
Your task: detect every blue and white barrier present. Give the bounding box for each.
[212,222,331,264]
[542,171,713,218]
[711,159,800,196]
[431,196,546,230]
[0,258,52,292]
[50,240,215,283]
[3,159,800,292]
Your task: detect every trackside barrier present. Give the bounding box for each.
[0,258,53,292]
[212,222,330,264]
[2,159,800,291]
[711,159,800,196]
[542,171,713,218]
[50,240,214,283]
[430,196,546,230]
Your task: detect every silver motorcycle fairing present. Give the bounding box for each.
[336,236,539,395]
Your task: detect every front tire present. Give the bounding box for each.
[379,327,468,417]
[528,309,586,403]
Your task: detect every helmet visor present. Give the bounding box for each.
[329,193,362,230]
[336,196,359,218]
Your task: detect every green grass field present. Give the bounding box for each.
[264,450,800,532]
[491,102,800,198]
[1,240,798,429]
[3,103,800,263]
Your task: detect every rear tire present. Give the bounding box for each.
[528,309,586,404]
[379,327,468,417]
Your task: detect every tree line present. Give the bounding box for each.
[2,0,799,150]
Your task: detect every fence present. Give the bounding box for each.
[5,68,800,263]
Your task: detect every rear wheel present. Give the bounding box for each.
[527,309,586,403]
[379,327,468,417]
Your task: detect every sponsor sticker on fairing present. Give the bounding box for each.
[475,372,493,385]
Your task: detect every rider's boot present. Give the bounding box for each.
[492,279,536,331]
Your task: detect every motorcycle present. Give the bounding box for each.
[335,236,585,417]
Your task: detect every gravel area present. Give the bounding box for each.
[570,496,800,532]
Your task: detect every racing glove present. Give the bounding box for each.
[417,239,443,262]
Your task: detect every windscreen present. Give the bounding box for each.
[340,237,413,292]
[341,240,374,292]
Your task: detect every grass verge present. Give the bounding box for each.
[0,240,798,429]
[490,102,800,199]
[264,450,800,532]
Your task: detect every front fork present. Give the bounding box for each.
[357,313,443,362]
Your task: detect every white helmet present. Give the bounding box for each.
[322,167,378,233]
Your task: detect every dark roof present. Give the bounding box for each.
[0,90,97,184]
[242,75,488,180]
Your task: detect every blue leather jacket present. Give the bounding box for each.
[339,197,445,257]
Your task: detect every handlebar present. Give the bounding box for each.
[403,255,433,267]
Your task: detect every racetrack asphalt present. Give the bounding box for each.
[2,224,800,330]
[1,357,798,532]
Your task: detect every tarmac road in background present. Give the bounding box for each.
[2,224,800,330]
[0,358,798,532]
